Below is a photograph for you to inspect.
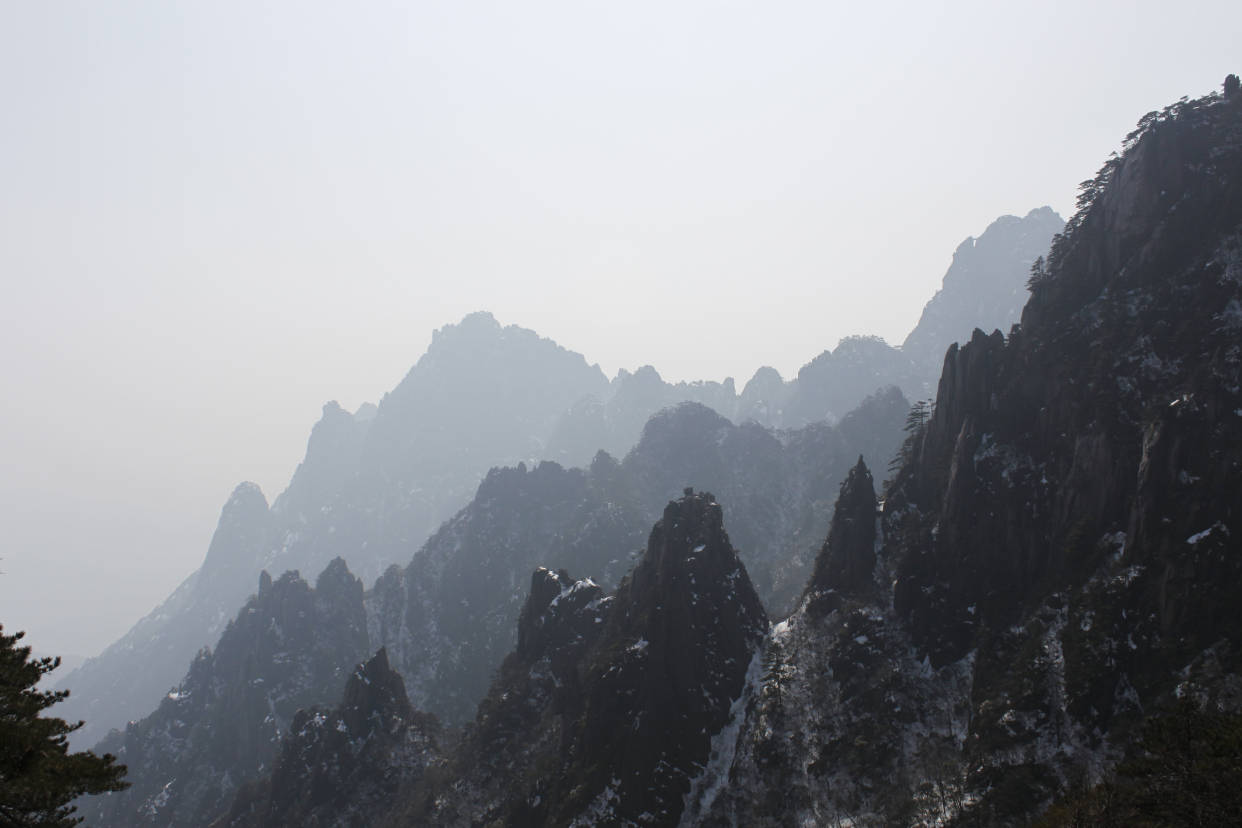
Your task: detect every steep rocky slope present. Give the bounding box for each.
[58,483,276,749]
[81,392,903,826]
[400,491,767,826]
[367,392,905,727]
[58,313,608,745]
[81,561,371,828]
[60,204,1051,748]
[700,81,1242,825]
[215,648,440,828]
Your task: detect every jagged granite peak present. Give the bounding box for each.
[901,206,1064,380]
[270,400,370,519]
[558,490,768,826]
[892,87,1242,670]
[403,493,768,827]
[878,84,1242,820]
[58,310,614,747]
[545,365,740,468]
[516,567,610,660]
[337,647,412,735]
[365,459,649,726]
[217,648,440,828]
[367,395,905,733]
[200,482,272,579]
[690,83,1242,827]
[806,456,878,610]
[55,482,275,747]
[64,213,1043,749]
[82,560,372,828]
[620,398,905,615]
[403,567,611,827]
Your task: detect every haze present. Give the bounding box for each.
[1,0,1238,658]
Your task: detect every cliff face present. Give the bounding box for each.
[405,491,767,828]
[892,89,1242,673]
[805,457,878,611]
[563,492,768,825]
[702,85,1242,826]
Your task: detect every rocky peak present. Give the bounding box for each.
[626,488,737,598]
[217,647,439,828]
[337,648,412,736]
[200,482,271,581]
[806,457,877,611]
[271,400,368,519]
[516,567,609,661]
[558,490,768,825]
[314,555,362,601]
[83,563,372,828]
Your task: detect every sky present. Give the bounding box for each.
[1,0,1239,658]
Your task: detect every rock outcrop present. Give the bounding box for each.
[405,491,767,827]
[216,648,439,828]
[702,79,1242,826]
[83,561,370,827]
[805,457,878,611]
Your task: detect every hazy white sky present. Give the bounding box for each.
[2,0,1239,657]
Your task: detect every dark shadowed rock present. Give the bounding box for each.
[405,493,768,827]
[806,457,878,612]
[216,648,439,828]
[82,560,370,828]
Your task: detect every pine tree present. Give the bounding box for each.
[889,399,932,475]
[0,625,128,827]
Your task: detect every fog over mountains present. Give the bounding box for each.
[57,207,1060,753]
[14,73,1242,828]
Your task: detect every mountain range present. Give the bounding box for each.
[59,207,1062,750]
[73,77,1242,826]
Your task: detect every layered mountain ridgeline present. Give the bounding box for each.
[694,459,978,826]
[397,491,768,826]
[58,313,609,746]
[542,208,1061,465]
[724,208,1063,433]
[59,203,1054,748]
[216,649,440,828]
[77,84,1241,828]
[544,366,737,466]
[80,561,370,828]
[80,395,903,827]
[698,81,1242,825]
[545,210,1060,467]
[57,482,277,748]
[368,391,906,727]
